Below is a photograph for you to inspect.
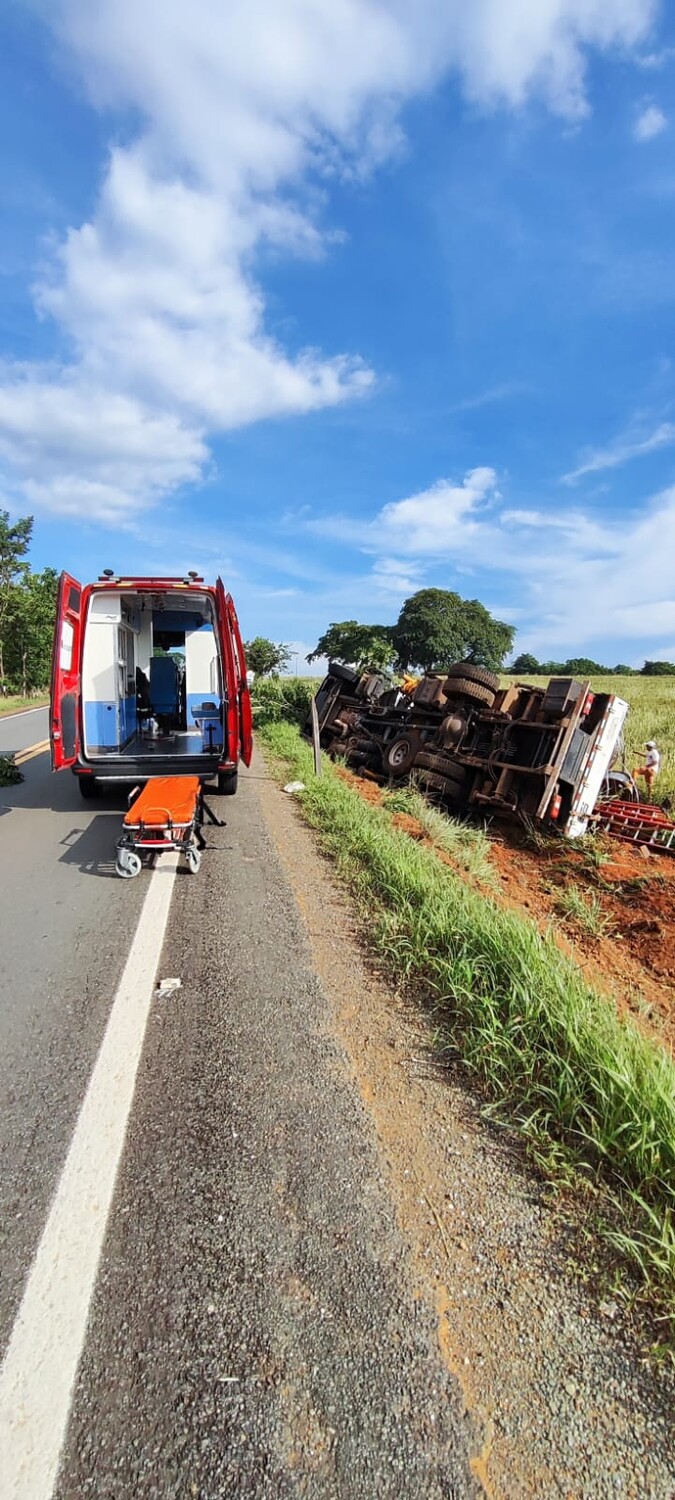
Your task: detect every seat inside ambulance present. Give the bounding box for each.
[82,589,224,760]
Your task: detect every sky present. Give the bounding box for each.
[2,1,675,670]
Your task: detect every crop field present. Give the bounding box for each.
[509,675,675,804]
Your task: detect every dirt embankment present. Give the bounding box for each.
[337,767,675,1055]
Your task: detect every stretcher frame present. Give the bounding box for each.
[115,775,224,878]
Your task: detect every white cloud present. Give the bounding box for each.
[0,0,659,521]
[633,103,668,139]
[310,465,675,656]
[563,418,675,482]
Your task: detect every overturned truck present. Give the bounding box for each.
[307,663,629,838]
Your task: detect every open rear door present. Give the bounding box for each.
[50,572,84,769]
[216,577,253,766]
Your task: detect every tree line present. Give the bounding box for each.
[0,512,58,695]
[509,652,675,677]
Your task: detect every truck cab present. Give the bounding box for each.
[50,572,252,798]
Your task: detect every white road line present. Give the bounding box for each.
[0,854,179,1500]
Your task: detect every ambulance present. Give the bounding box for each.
[50,571,253,797]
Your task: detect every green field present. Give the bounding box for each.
[509,676,675,805]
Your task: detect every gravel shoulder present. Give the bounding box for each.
[257,753,675,1499]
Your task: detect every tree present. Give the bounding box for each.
[391,589,515,672]
[4,567,59,694]
[509,652,540,675]
[0,510,33,687]
[641,659,675,676]
[244,637,292,677]
[563,657,608,676]
[613,664,635,675]
[539,661,566,676]
[307,621,397,672]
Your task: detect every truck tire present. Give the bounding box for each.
[328,663,360,685]
[414,750,464,778]
[442,677,495,708]
[444,662,500,693]
[78,776,99,800]
[383,732,422,777]
[217,770,238,795]
[417,769,465,801]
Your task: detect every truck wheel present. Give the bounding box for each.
[417,769,466,801]
[444,662,500,693]
[217,771,238,795]
[442,677,495,708]
[415,750,463,777]
[383,733,421,776]
[78,776,99,800]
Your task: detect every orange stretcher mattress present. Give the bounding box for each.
[123,775,201,829]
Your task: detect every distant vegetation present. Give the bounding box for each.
[244,636,292,677]
[0,512,58,696]
[509,651,675,677]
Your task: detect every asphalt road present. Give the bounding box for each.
[0,714,147,1356]
[0,728,475,1498]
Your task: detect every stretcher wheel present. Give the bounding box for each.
[116,848,142,879]
[185,846,202,875]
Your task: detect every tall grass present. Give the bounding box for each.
[262,721,675,1323]
[250,675,319,728]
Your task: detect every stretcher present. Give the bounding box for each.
[115,775,224,878]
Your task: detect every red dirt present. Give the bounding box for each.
[337,767,675,1055]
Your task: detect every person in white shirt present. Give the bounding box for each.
[634,741,661,796]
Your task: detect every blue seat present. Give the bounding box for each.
[149,656,180,720]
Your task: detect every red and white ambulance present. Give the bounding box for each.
[50,571,252,798]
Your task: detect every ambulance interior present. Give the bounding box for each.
[81,590,224,760]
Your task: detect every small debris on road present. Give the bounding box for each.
[283,780,306,794]
[155,977,182,998]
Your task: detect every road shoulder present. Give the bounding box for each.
[257,753,675,1499]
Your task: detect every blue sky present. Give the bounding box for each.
[2,1,675,669]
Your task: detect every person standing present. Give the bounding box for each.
[634,741,661,797]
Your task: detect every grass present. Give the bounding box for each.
[382,783,497,887]
[507,675,675,807]
[0,693,48,716]
[555,884,613,937]
[250,675,319,729]
[262,720,675,1339]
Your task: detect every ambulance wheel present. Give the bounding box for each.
[217,771,238,795]
[116,848,142,879]
[185,846,202,875]
[78,776,98,800]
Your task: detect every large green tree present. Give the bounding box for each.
[392,589,515,672]
[244,636,292,677]
[307,621,397,671]
[0,510,33,687]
